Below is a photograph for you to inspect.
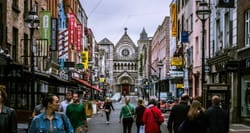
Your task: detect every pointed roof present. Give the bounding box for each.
[139,28,148,40]
[98,38,114,45]
[115,27,137,48]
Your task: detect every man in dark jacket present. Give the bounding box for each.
[205,95,228,133]
[167,93,190,133]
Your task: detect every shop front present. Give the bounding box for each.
[239,58,250,122]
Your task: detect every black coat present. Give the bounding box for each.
[205,105,228,133]
[0,105,17,133]
[167,102,189,132]
[182,111,207,133]
[103,101,114,112]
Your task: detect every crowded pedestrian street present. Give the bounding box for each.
[87,96,169,133]
[3,1,250,133]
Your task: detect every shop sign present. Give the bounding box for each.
[59,70,68,80]
[171,57,183,66]
[169,70,184,78]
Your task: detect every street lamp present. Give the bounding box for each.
[24,7,40,109]
[88,61,94,100]
[196,1,210,100]
[157,60,163,103]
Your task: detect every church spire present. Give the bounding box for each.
[139,27,148,40]
[124,27,128,35]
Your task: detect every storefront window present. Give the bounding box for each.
[241,77,250,117]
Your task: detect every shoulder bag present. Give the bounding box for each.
[150,108,162,125]
[126,105,134,119]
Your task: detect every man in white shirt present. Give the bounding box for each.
[59,91,73,113]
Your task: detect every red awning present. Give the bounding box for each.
[73,77,101,91]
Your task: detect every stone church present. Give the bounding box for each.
[98,28,149,95]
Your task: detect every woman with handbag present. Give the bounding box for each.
[103,97,115,124]
[119,96,135,133]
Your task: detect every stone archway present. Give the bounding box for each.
[119,76,133,96]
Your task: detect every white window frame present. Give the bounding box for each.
[245,10,250,47]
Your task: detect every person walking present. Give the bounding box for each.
[135,98,146,133]
[32,93,45,118]
[60,91,73,114]
[178,100,207,133]
[205,95,228,133]
[66,91,88,133]
[167,93,190,133]
[119,96,135,133]
[29,93,74,133]
[0,86,17,133]
[103,96,115,124]
[142,97,164,133]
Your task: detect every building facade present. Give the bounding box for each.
[112,28,139,95]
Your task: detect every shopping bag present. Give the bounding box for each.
[139,125,145,133]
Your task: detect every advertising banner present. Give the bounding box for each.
[171,4,177,37]
[51,18,58,51]
[69,13,75,45]
[40,11,51,46]
[77,24,82,51]
[81,51,88,69]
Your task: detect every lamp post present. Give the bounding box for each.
[88,61,94,100]
[196,1,210,100]
[24,7,39,109]
[157,60,163,103]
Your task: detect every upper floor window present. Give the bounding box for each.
[12,27,18,62]
[245,10,250,47]
[13,0,19,9]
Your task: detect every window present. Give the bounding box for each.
[23,34,28,65]
[245,10,250,46]
[23,0,28,18]
[0,4,2,44]
[12,27,18,62]
[12,0,19,9]
[224,12,230,48]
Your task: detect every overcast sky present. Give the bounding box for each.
[80,0,172,45]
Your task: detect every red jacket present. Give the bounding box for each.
[142,105,164,133]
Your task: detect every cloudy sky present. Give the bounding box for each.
[80,0,172,44]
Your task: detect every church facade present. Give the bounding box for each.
[98,28,150,96]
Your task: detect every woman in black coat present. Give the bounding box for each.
[180,100,207,133]
[103,97,115,124]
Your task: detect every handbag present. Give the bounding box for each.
[150,108,162,125]
[126,105,134,119]
[104,109,110,112]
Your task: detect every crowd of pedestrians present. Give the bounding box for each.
[167,93,228,133]
[0,85,230,133]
